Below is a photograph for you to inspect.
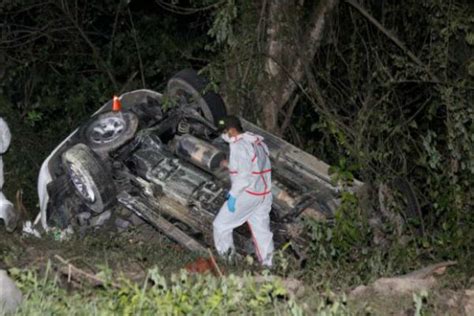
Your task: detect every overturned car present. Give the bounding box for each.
[35,69,362,258]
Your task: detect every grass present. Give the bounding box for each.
[10,265,304,315]
[1,228,306,315]
[1,225,471,315]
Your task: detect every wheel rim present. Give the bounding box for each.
[88,115,126,145]
[66,162,96,203]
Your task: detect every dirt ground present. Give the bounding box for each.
[1,225,472,315]
[1,224,206,279]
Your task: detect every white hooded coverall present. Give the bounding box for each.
[213,132,274,266]
[0,117,16,232]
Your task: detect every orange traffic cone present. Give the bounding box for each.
[112,95,122,112]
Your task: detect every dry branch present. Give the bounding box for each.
[56,3,119,90]
[345,0,440,82]
[280,94,300,135]
[156,0,225,15]
[207,248,224,277]
[54,255,121,288]
[128,8,146,88]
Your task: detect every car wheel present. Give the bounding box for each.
[62,143,116,213]
[80,111,139,154]
[166,69,227,125]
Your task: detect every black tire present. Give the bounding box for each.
[80,111,139,155]
[46,175,75,228]
[62,143,116,213]
[166,69,227,125]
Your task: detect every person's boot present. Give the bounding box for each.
[222,248,236,266]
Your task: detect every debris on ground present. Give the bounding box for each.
[0,269,23,313]
[54,255,121,288]
[185,249,224,277]
[350,261,457,297]
[22,221,41,238]
[185,257,222,276]
[462,289,474,316]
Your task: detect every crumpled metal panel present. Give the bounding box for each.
[117,191,208,253]
[129,135,215,208]
[241,118,363,191]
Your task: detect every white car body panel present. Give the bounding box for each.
[35,90,163,229]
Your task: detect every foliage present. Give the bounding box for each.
[328,157,360,185]
[207,0,474,257]
[291,0,474,265]
[203,0,473,264]
[201,0,266,119]
[8,265,304,315]
[305,192,372,266]
[207,0,238,49]
[0,3,472,314]
[9,263,378,315]
[413,290,429,316]
[0,0,212,210]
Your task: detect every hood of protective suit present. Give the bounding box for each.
[220,133,232,143]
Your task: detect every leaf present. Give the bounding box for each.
[468,61,474,77]
[466,33,474,46]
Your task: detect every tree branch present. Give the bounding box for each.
[57,3,118,90]
[345,0,440,82]
[128,8,146,88]
[156,0,225,15]
[280,94,300,135]
[54,255,121,288]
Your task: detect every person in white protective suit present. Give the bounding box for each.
[0,117,17,232]
[213,116,274,267]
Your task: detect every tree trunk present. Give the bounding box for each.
[258,0,339,134]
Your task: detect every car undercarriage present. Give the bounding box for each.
[36,69,362,260]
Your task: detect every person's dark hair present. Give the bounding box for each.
[217,115,243,133]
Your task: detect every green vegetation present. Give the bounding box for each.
[205,0,474,291]
[1,227,466,315]
[10,266,302,315]
[0,0,473,314]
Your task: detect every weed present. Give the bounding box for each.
[9,266,300,315]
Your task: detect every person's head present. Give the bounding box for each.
[217,115,243,141]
